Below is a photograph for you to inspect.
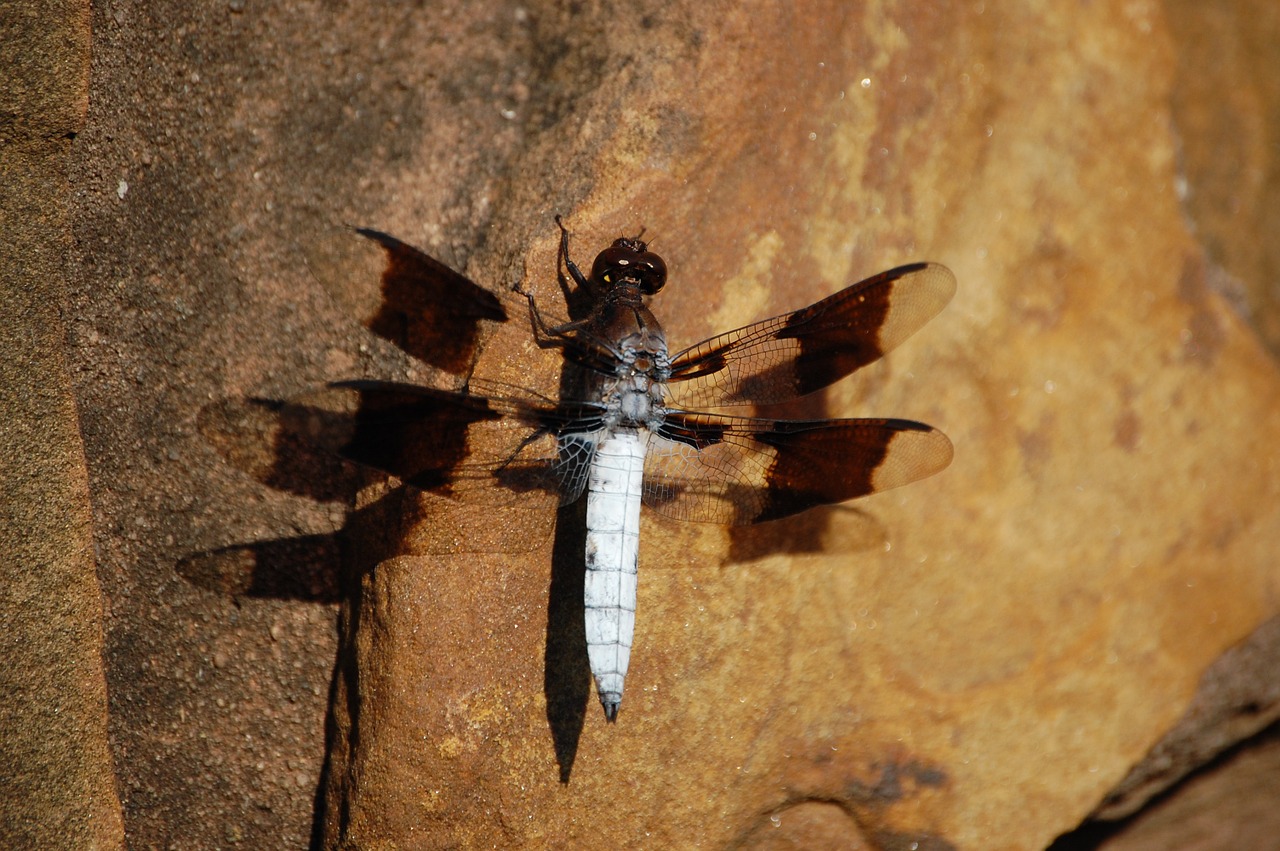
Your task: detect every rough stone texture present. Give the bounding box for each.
[1091,616,1280,822]
[1055,726,1280,851]
[1110,731,1280,851]
[0,1,125,848]
[18,0,1276,849]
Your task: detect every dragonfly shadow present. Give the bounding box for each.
[725,503,888,564]
[175,462,412,849]
[540,229,607,782]
[177,531,345,603]
[175,489,414,604]
[184,221,600,782]
[543,498,590,783]
[180,392,408,603]
[186,384,594,741]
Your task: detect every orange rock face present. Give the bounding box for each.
[23,0,1277,849]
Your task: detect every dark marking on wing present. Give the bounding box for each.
[332,380,583,499]
[748,417,944,522]
[644,412,953,524]
[357,228,508,374]
[667,263,955,408]
[262,380,604,505]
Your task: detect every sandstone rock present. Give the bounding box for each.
[21,0,1277,848]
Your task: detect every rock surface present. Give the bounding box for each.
[0,1,124,848]
[3,0,1276,849]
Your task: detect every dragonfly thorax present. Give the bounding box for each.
[601,344,670,429]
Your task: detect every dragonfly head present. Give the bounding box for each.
[591,237,667,296]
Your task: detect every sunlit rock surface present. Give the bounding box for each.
[11,0,1275,848]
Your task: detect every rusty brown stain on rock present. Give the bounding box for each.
[1113,380,1142,454]
[1017,411,1056,480]
[1176,254,1228,366]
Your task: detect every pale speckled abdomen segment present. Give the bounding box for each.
[583,430,646,721]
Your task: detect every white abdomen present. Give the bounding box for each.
[584,430,646,721]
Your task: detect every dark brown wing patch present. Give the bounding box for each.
[339,380,610,503]
[255,381,603,505]
[643,413,953,524]
[667,263,955,408]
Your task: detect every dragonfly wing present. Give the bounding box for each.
[667,263,955,408]
[642,411,953,525]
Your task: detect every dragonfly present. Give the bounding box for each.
[278,220,955,722]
